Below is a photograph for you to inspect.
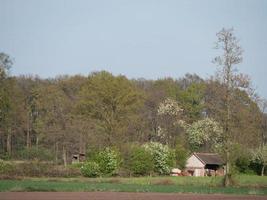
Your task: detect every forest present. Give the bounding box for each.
[0,28,267,180]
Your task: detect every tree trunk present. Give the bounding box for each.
[26,116,31,149]
[36,135,39,149]
[261,165,265,176]
[0,130,5,152]
[6,128,11,154]
[79,133,86,154]
[79,134,83,154]
[55,142,58,164]
[62,145,67,167]
[224,73,232,187]
[224,151,231,187]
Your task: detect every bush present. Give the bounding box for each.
[174,144,188,169]
[129,147,153,176]
[0,161,81,178]
[0,159,13,175]
[69,162,83,169]
[83,147,120,177]
[17,147,53,161]
[96,148,120,176]
[0,152,11,160]
[144,142,175,175]
[235,155,252,174]
[17,161,49,177]
[81,161,100,177]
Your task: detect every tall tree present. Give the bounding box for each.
[156,98,184,146]
[34,82,80,166]
[213,28,251,186]
[0,53,12,79]
[78,71,144,147]
[0,53,13,154]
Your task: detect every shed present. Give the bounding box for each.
[72,153,86,164]
[185,152,225,176]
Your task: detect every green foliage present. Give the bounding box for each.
[249,159,263,175]
[1,175,267,194]
[0,152,11,160]
[81,161,100,177]
[0,159,13,174]
[235,151,254,174]
[0,161,81,177]
[69,162,83,169]
[174,144,188,169]
[0,51,264,180]
[143,142,175,175]
[85,147,120,177]
[78,71,144,145]
[128,147,153,176]
[221,144,260,175]
[153,78,181,99]
[251,145,267,175]
[96,148,120,176]
[178,82,205,122]
[17,147,53,161]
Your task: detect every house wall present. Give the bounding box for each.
[185,155,205,177]
[186,155,205,168]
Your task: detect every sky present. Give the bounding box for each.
[1,0,267,98]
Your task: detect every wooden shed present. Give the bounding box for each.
[72,153,86,164]
[185,152,225,176]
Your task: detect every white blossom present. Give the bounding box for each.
[157,98,183,116]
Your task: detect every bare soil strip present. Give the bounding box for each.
[0,192,266,200]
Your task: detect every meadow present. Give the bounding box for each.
[0,175,266,195]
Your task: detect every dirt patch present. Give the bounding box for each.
[0,192,266,200]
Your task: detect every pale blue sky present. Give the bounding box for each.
[1,0,267,98]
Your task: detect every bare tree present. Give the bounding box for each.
[213,28,250,186]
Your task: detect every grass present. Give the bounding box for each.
[0,175,267,195]
[22,175,267,187]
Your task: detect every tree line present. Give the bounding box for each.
[0,28,267,180]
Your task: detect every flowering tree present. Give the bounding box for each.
[156,98,184,144]
[157,98,183,116]
[185,118,223,151]
[252,145,267,176]
[143,142,174,175]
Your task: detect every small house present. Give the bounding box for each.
[185,152,225,176]
[72,153,86,164]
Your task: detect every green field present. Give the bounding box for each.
[0,176,266,195]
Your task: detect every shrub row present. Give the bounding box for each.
[0,160,81,178]
[81,147,120,177]
[0,142,190,178]
[81,142,179,177]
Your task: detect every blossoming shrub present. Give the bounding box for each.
[96,147,120,176]
[81,161,100,177]
[81,147,120,177]
[143,142,175,175]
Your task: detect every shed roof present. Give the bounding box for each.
[194,153,224,165]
